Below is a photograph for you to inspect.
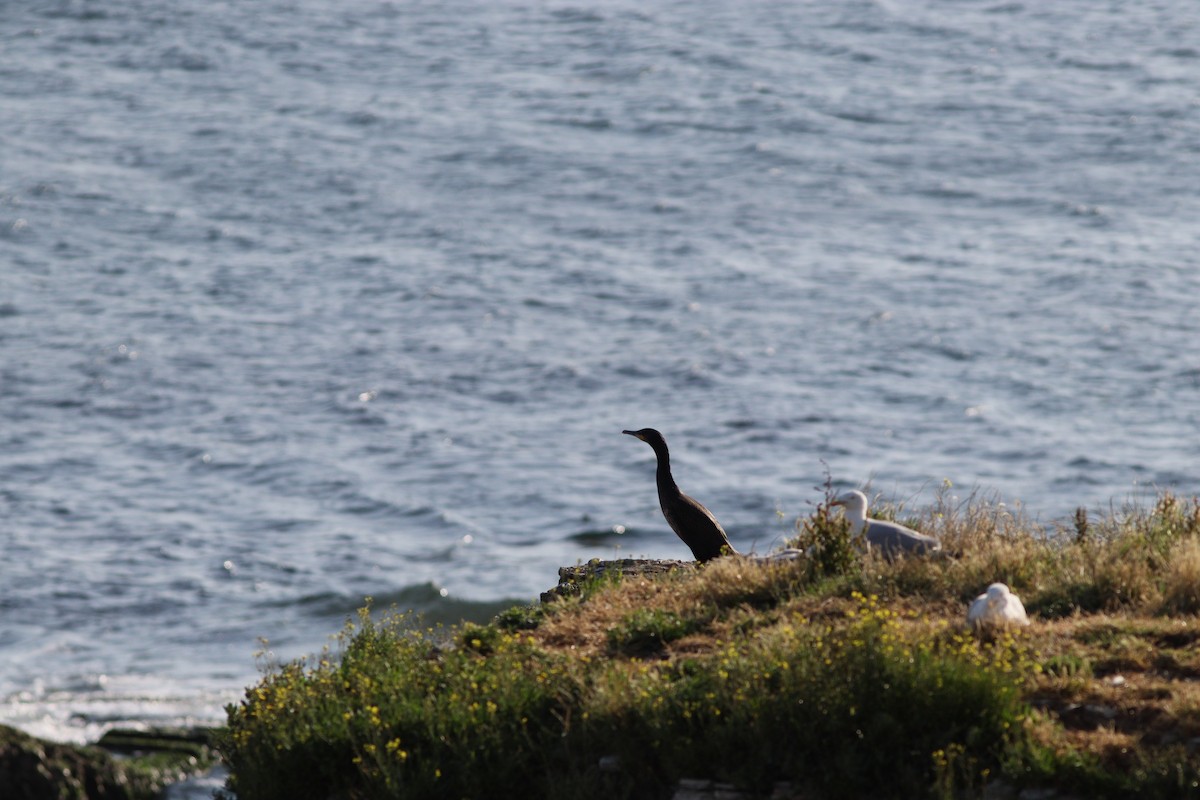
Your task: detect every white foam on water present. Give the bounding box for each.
[0,672,237,746]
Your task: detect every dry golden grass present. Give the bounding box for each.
[1162,536,1200,614]
[531,490,1200,795]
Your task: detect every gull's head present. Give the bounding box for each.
[985,583,1011,607]
[831,490,869,518]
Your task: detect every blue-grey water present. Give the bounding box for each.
[3,0,1199,754]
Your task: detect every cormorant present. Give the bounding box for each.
[830,490,941,557]
[622,428,736,562]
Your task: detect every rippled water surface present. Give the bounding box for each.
[3,0,1199,745]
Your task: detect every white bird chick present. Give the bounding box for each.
[967,582,1029,633]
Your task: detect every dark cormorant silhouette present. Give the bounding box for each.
[622,428,736,562]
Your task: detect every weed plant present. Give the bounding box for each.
[222,594,1030,800]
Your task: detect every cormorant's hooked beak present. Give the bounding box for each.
[622,429,644,441]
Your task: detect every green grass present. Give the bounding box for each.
[220,491,1200,800]
[605,608,699,656]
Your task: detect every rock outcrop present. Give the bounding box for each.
[539,557,695,603]
[0,724,216,800]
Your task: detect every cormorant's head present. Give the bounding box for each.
[622,428,666,449]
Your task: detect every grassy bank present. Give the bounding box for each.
[220,490,1200,799]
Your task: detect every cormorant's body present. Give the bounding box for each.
[623,428,735,562]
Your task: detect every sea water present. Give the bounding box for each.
[2,0,1198,754]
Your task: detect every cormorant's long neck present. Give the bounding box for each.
[649,441,680,498]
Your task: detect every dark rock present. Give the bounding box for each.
[1057,703,1117,730]
[672,778,782,800]
[0,724,217,800]
[673,778,721,800]
[540,558,695,603]
[983,781,1019,800]
[1017,789,1060,800]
